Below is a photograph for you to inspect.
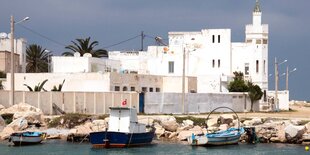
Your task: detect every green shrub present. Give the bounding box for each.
[97,114,109,120]
[47,113,92,128]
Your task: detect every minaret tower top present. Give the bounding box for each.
[254,0,261,12]
[253,0,262,25]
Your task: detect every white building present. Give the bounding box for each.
[5,1,290,111]
[110,1,268,94]
[52,54,121,73]
[0,33,27,73]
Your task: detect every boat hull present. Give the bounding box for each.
[206,128,244,145]
[206,134,241,145]
[10,132,45,146]
[90,131,155,148]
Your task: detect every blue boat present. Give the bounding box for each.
[205,127,244,145]
[188,106,244,146]
[90,107,155,148]
[9,131,46,146]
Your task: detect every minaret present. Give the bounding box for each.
[245,0,269,91]
[253,0,262,26]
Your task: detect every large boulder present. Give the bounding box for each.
[0,115,5,127]
[218,114,236,125]
[154,122,165,138]
[290,119,305,126]
[0,116,5,132]
[0,103,44,124]
[13,112,43,124]
[0,103,42,114]
[305,122,310,133]
[91,120,107,132]
[206,117,219,128]
[179,120,194,130]
[43,128,70,140]
[0,126,15,140]
[243,118,262,126]
[138,116,154,126]
[69,122,93,135]
[177,126,203,141]
[7,117,28,131]
[285,124,306,143]
[0,104,5,111]
[160,120,179,132]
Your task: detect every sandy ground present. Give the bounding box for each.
[204,105,310,120]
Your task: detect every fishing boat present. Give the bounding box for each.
[89,107,155,148]
[188,106,244,146]
[9,131,46,146]
[205,127,244,145]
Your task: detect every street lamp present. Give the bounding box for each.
[285,67,297,90]
[181,45,195,114]
[10,15,30,106]
[274,57,287,112]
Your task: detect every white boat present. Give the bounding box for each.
[89,107,155,148]
[9,131,46,146]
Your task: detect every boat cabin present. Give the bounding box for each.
[108,107,146,133]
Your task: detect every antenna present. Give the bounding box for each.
[140,31,145,51]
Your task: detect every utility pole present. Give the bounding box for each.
[274,57,278,112]
[182,47,186,114]
[140,31,144,51]
[10,15,14,106]
[286,66,289,91]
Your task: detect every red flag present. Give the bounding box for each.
[122,99,127,106]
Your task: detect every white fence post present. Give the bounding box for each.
[73,92,76,113]
[94,93,96,115]
[103,93,106,114]
[37,92,40,109]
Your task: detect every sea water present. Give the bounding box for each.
[0,140,308,155]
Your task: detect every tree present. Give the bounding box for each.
[51,80,65,91]
[26,44,51,73]
[62,37,108,58]
[228,71,249,92]
[248,82,263,112]
[24,79,48,91]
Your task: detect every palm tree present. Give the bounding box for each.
[248,82,263,112]
[62,37,108,58]
[26,44,51,73]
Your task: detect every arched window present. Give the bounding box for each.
[123,86,128,91]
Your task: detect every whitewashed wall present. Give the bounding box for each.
[0,37,27,72]
[144,92,257,114]
[0,91,139,115]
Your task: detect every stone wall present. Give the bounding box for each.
[144,92,256,114]
[0,91,139,115]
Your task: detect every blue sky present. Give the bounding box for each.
[0,0,309,100]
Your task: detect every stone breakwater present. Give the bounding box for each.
[0,103,310,144]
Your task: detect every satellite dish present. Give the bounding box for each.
[83,53,92,57]
[0,32,7,39]
[7,33,11,39]
[74,52,81,57]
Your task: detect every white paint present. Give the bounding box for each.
[108,107,145,133]
[52,56,120,73]
[0,37,27,72]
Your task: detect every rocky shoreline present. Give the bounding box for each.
[1,103,310,145]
